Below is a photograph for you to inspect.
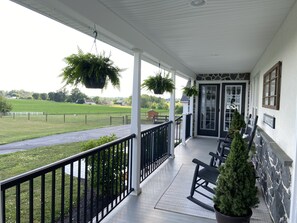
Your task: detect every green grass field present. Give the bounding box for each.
[9,99,133,114]
[0,99,168,144]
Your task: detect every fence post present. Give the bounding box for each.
[45,113,48,122]
[64,114,66,123]
[110,116,112,125]
[85,114,87,124]
[28,113,30,120]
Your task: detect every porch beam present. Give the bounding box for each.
[169,70,176,158]
[130,48,142,196]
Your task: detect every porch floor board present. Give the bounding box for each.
[101,137,218,223]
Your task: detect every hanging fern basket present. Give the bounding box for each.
[153,88,165,95]
[84,75,107,89]
[60,49,122,90]
[142,71,174,95]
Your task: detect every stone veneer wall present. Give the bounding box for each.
[254,128,293,223]
[196,73,250,81]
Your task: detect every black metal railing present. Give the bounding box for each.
[174,116,182,146]
[0,135,135,223]
[185,113,192,140]
[140,122,172,182]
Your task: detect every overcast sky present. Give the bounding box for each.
[0,0,187,98]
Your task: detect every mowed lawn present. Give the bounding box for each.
[0,99,168,144]
[8,99,133,114]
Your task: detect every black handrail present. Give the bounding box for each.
[0,134,135,223]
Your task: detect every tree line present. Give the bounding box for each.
[0,89,183,114]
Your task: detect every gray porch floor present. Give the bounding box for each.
[101,137,218,223]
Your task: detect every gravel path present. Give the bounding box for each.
[0,124,155,155]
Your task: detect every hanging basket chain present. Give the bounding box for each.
[91,29,99,55]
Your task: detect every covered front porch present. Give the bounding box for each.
[2,0,297,222]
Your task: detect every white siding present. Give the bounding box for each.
[251,1,297,159]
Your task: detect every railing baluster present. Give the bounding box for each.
[41,175,45,223]
[84,157,88,223]
[111,145,115,209]
[29,179,34,223]
[51,170,56,223]
[0,189,5,223]
[106,147,111,214]
[61,167,65,223]
[77,159,81,223]
[101,149,105,217]
[69,163,73,222]
[90,154,95,221]
[96,151,100,222]
[16,184,20,223]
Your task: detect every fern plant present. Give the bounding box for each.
[182,85,198,97]
[142,71,175,94]
[60,48,123,89]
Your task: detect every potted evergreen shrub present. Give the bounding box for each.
[213,132,259,223]
[182,85,198,97]
[228,110,246,139]
[60,48,123,89]
[142,71,175,94]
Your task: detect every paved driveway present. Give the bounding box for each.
[0,124,155,155]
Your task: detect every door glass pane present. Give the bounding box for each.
[200,85,217,130]
[224,85,242,131]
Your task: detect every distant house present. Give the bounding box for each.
[84,99,96,105]
[114,99,125,106]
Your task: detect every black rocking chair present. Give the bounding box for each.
[187,115,258,212]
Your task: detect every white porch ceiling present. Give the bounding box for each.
[11,0,296,78]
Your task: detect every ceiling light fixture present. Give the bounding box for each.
[191,0,206,7]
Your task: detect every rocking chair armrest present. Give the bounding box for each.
[218,137,232,144]
[192,158,218,172]
[209,152,226,162]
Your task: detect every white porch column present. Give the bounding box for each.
[181,100,189,145]
[194,81,198,137]
[169,70,176,158]
[189,79,194,137]
[289,98,297,223]
[130,48,142,196]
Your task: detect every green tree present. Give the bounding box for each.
[48,90,68,102]
[48,92,55,101]
[67,88,87,103]
[32,93,40,100]
[40,93,48,100]
[0,96,12,114]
